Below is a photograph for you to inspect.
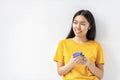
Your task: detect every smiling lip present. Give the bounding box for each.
[76,31,82,34]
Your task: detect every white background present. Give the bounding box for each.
[0,0,120,80]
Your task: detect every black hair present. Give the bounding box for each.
[66,10,96,40]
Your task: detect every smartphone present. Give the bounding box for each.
[73,52,83,58]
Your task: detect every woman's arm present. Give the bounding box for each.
[88,63,104,79]
[57,62,73,76]
[57,56,84,76]
[83,57,104,79]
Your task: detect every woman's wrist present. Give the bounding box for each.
[87,61,94,68]
[67,61,74,68]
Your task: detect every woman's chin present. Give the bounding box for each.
[75,34,82,37]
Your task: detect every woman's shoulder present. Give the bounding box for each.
[58,38,72,44]
[89,40,102,46]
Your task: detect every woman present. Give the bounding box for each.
[53,10,104,80]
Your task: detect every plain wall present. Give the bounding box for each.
[0,0,120,80]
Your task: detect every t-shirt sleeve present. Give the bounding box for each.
[53,40,64,63]
[95,43,104,64]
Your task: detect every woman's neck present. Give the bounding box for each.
[73,36,88,43]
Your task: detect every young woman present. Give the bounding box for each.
[53,10,104,80]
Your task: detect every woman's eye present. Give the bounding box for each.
[81,24,86,26]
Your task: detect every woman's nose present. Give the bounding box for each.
[76,24,81,28]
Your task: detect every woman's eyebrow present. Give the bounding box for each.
[79,20,86,22]
[80,21,86,23]
[74,19,86,22]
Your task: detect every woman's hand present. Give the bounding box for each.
[69,56,85,67]
[69,55,93,67]
[81,56,93,67]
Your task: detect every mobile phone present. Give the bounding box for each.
[73,52,83,57]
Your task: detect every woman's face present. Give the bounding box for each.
[73,15,90,38]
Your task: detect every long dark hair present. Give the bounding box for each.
[66,10,96,40]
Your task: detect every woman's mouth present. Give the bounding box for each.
[75,30,82,34]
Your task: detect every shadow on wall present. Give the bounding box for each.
[103,46,118,80]
[95,17,119,80]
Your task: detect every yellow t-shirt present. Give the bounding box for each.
[53,38,104,80]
